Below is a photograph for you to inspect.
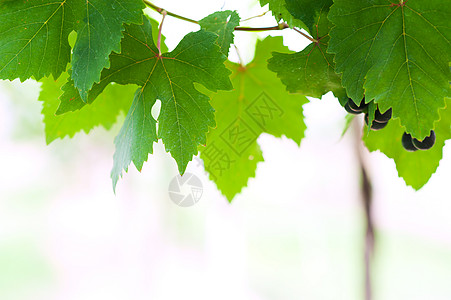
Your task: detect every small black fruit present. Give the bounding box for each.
[348,97,368,112]
[365,113,388,130]
[374,107,392,122]
[412,130,436,150]
[401,132,418,152]
[344,101,361,115]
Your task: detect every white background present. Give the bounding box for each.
[0,0,450,299]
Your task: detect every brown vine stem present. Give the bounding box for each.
[352,118,375,300]
[293,27,318,44]
[142,0,314,39]
[236,23,289,32]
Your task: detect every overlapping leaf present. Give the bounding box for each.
[199,10,240,56]
[259,0,308,30]
[111,88,158,190]
[0,0,145,101]
[284,0,333,34]
[200,36,307,201]
[39,72,136,143]
[364,99,451,189]
[328,0,451,140]
[268,1,345,100]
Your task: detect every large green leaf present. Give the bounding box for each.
[0,0,145,101]
[111,88,158,191]
[328,0,451,140]
[268,3,345,100]
[200,36,308,201]
[364,99,451,189]
[56,17,232,189]
[199,10,240,56]
[39,72,136,144]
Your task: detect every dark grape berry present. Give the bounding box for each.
[348,97,368,112]
[401,132,418,152]
[374,107,392,122]
[344,101,361,115]
[412,130,436,150]
[364,113,388,130]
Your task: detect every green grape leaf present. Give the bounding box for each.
[268,8,344,99]
[56,17,232,189]
[199,10,240,56]
[200,36,308,201]
[341,114,355,138]
[111,89,158,191]
[0,0,145,102]
[363,99,451,189]
[39,71,136,144]
[328,0,451,140]
[259,0,308,30]
[284,0,333,34]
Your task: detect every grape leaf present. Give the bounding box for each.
[284,0,333,34]
[268,4,344,100]
[39,71,136,144]
[363,99,451,189]
[200,36,308,201]
[0,0,145,102]
[199,10,240,56]
[259,0,308,30]
[57,17,232,189]
[111,88,158,191]
[328,0,451,140]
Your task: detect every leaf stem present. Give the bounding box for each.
[157,9,167,55]
[233,45,244,67]
[293,27,317,43]
[241,10,270,22]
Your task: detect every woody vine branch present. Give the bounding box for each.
[142,0,317,43]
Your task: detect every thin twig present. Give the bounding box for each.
[143,1,301,35]
[235,23,289,32]
[233,45,244,67]
[143,0,198,24]
[241,10,270,22]
[352,118,374,300]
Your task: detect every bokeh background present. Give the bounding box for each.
[1,0,451,299]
